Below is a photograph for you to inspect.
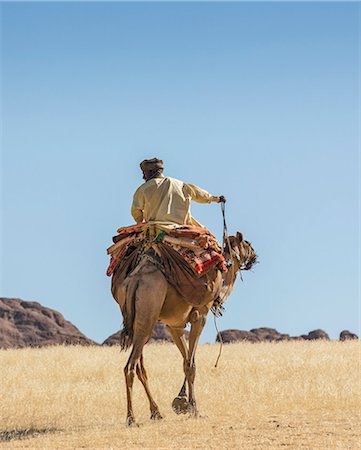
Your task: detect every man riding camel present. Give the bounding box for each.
[131,158,226,228]
[107,159,256,427]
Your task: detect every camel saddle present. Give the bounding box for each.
[107,222,227,307]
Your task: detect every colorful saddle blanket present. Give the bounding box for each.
[106,222,226,277]
[106,222,227,307]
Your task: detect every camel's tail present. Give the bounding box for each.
[119,278,139,351]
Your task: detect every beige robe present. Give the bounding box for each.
[131,175,218,227]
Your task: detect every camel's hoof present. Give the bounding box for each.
[150,410,163,421]
[186,409,201,419]
[126,416,139,427]
[172,396,189,415]
[187,401,197,416]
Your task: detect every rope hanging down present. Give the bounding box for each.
[214,199,229,368]
[214,312,222,368]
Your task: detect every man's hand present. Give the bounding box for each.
[217,195,226,203]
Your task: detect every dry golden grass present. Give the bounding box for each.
[0,341,360,449]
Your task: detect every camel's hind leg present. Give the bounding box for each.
[125,330,160,426]
[136,354,163,420]
[123,271,167,426]
[124,339,148,427]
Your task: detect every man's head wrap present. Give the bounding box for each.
[140,158,164,173]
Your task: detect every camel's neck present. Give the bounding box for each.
[220,251,241,301]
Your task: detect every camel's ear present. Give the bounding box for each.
[236,232,243,243]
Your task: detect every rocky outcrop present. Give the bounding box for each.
[216,329,261,343]
[0,298,95,349]
[250,327,291,342]
[301,329,330,341]
[2,297,357,349]
[103,322,179,346]
[217,327,334,343]
[340,330,358,341]
[218,328,294,343]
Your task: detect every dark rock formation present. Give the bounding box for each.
[339,330,358,341]
[0,298,95,349]
[301,329,330,341]
[218,327,296,343]
[217,327,335,343]
[103,322,182,346]
[216,329,261,343]
[250,327,291,342]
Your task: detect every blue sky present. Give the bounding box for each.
[1,2,359,343]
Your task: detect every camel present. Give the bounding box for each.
[111,231,257,426]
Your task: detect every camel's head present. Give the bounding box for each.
[227,231,258,271]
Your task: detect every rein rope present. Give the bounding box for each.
[221,201,228,250]
[222,201,235,273]
[214,200,234,368]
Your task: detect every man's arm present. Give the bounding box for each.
[184,183,225,204]
[131,187,145,223]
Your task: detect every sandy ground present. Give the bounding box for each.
[1,341,360,449]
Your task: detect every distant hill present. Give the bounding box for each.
[0,298,180,349]
[103,322,189,345]
[217,327,358,343]
[1,298,357,349]
[0,298,96,349]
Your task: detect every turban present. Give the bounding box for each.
[140,158,164,172]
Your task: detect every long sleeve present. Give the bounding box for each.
[183,183,218,204]
[131,187,145,223]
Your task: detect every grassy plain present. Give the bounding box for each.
[0,341,360,449]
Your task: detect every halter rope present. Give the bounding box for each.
[214,200,234,368]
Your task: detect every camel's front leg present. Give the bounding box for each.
[166,326,189,414]
[185,307,208,416]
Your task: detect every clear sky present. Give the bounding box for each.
[1,2,359,343]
